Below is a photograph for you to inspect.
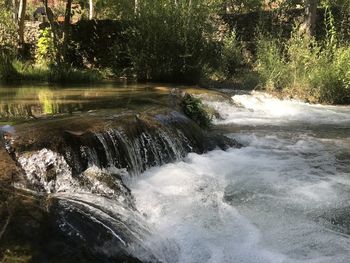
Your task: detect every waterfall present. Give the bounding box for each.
[6,110,237,262]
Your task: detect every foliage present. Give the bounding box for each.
[219,30,247,79]
[12,60,50,82]
[255,22,350,104]
[223,0,264,12]
[94,0,135,19]
[48,64,102,83]
[12,60,101,83]
[0,3,18,82]
[181,93,212,128]
[256,35,288,91]
[127,0,219,82]
[35,28,56,65]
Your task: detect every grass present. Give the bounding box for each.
[254,31,350,104]
[2,60,103,84]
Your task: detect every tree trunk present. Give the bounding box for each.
[302,0,318,36]
[17,0,26,44]
[134,0,139,15]
[62,0,72,61]
[64,0,73,32]
[89,0,93,19]
[12,0,19,21]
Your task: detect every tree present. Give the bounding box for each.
[42,0,73,63]
[63,0,73,50]
[89,0,94,19]
[302,0,318,36]
[17,0,26,44]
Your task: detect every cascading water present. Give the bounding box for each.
[129,92,350,263]
[2,86,350,262]
[8,109,236,262]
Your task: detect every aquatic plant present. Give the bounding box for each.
[181,93,212,129]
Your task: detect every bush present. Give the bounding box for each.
[309,46,350,104]
[128,0,218,82]
[219,30,247,78]
[11,60,102,84]
[181,93,212,128]
[256,36,288,91]
[48,64,102,83]
[35,28,56,65]
[255,26,350,104]
[0,4,18,82]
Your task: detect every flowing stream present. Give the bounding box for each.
[130,92,350,263]
[1,85,350,262]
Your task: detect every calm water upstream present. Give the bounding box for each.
[1,85,350,262]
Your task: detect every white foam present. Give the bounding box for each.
[204,91,350,126]
[131,133,350,263]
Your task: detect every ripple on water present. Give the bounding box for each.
[131,129,350,263]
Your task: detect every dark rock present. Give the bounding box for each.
[10,111,239,175]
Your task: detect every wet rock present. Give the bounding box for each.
[11,111,239,175]
[0,148,17,186]
[80,166,135,209]
[3,110,240,262]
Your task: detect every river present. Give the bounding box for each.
[3,87,350,263]
[131,91,350,263]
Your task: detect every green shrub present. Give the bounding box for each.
[35,28,56,65]
[12,60,102,84]
[256,36,288,91]
[181,93,212,129]
[128,0,218,82]
[48,64,102,83]
[309,46,350,104]
[255,24,350,104]
[0,3,18,82]
[220,30,247,78]
[0,54,19,82]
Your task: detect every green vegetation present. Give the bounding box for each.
[0,0,349,104]
[255,11,350,104]
[0,3,18,82]
[181,93,212,128]
[10,60,102,83]
[127,0,219,82]
[35,28,56,65]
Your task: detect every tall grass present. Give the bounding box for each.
[11,60,102,83]
[255,26,350,104]
[128,0,219,82]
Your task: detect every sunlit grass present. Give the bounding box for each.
[11,60,103,84]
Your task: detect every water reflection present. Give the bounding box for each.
[0,83,177,122]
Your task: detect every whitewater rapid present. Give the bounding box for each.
[130,92,350,263]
